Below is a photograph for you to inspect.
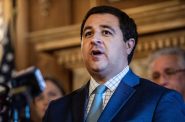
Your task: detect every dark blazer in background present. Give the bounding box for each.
[43,70,185,122]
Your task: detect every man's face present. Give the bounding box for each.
[150,55,185,94]
[81,13,130,80]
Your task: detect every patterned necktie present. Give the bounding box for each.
[86,85,107,122]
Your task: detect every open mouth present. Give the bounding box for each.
[91,50,103,56]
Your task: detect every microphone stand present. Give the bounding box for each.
[0,67,45,122]
[11,89,31,122]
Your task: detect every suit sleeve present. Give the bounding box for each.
[154,91,185,121]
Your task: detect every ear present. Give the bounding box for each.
[126,38,135,55]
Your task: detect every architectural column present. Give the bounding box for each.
[16,0,29,70]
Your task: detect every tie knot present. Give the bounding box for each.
[95,85,107,94]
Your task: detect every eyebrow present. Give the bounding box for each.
[83,26,92,34]
[100,25,116,34]
[83,25,116,34]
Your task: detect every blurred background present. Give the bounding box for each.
[0,0,185,94]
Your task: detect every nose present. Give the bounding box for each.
[158,74,169,86]
[91,34,102,45]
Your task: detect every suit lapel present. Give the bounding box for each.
[99,70,140,121]
[72,82,89,122]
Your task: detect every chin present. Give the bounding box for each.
[40,113,45,118]
[92,65,107,72]
[86,61,108,72]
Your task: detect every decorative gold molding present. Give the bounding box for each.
[135,30,185,59]
[28,0,185,69]
[54,47,83,69]
[124,0,185,34]
[28,24,80,51]
[39,0,51,16]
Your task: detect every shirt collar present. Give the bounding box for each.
[89,66,129,96]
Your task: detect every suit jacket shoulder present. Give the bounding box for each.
[43,83,89,122]
[43,71,185,122]
[108,77,185,122]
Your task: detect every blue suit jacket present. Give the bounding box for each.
[43,70,185,122]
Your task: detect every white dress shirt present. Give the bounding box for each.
[86,66,129,115]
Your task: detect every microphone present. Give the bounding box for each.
[11,66,46,98]
[0,66,46,121]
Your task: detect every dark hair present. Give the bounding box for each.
[44,77,66,95]
[80,6,138,64]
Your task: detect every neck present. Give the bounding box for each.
[91,66,128,84]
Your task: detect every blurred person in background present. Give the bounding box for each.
[148,47,185,100]
[31,77,65,122]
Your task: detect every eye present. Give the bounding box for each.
[152,72,160,80]
[83,31,93,38]
[102,30,112,36]
[48,91,58,97]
